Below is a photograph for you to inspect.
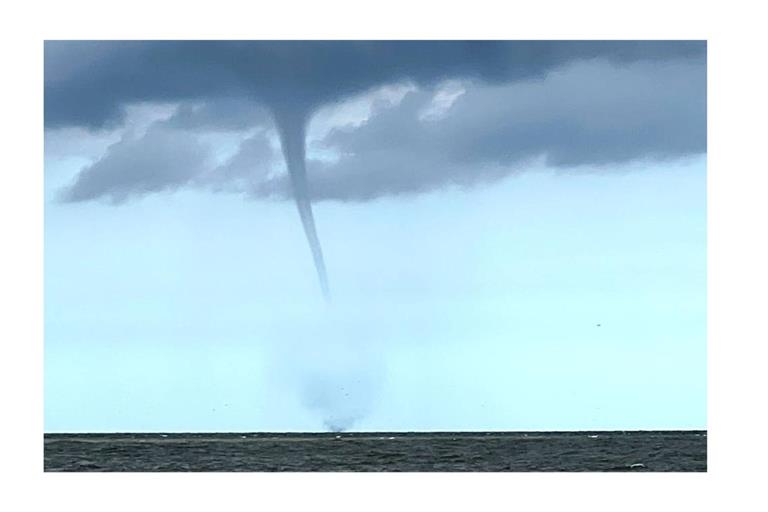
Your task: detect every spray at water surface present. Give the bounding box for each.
[263,305,386,431]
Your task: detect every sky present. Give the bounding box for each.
[44,41,706,432]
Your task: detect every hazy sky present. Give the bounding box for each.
[44,41,706,432]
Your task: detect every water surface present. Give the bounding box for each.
[44,430,706,472]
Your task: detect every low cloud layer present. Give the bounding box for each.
[55,56,706,203]
[60,124,211,203]
[300,59,706,201]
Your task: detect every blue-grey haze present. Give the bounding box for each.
[44,41,706,432]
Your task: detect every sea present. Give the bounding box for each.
[44,430,706,472]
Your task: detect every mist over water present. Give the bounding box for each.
[263,305,386,431]
[300,364,382,432]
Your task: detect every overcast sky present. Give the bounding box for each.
[44,41,706,432]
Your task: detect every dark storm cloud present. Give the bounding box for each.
[47,41,706,204]
[60,125,211,203]
[287,58,707,201]
[45,40,704,130]
[201,131,276,192]
[164,98,269,132]
[59,121,279,203]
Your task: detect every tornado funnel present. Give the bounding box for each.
[272,108,331,302]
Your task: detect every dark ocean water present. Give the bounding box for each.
[44,431,706,472]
